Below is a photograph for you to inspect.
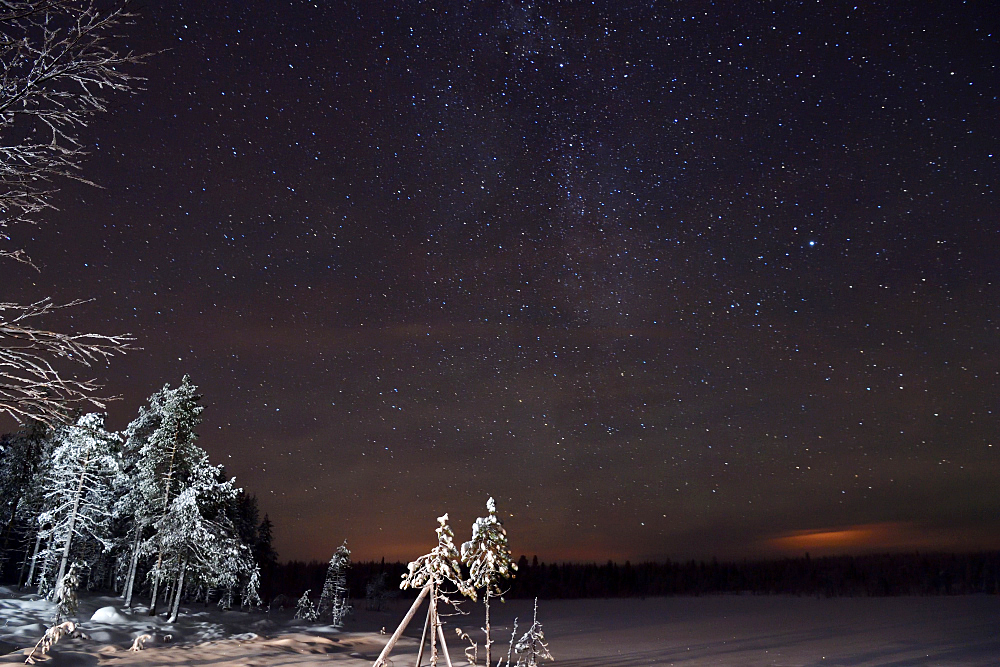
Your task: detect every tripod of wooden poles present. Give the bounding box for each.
[373,582,456,667]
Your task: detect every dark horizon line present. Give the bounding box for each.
[277,548,1000,568]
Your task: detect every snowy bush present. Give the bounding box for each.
[53,563,81,623]
[512,599,553,667]
[293,590,319,621]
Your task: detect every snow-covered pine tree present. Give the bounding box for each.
[229,490,259,552]
[223,489,267,609]
[133,376,205,615]
[151,455,256,622]
[254,514,278,600]
[318,540,351,626]
[461,497,517,667]
[401,514,476,667]
[117,396,164,606]
[242,564,263,610]
[293,589,318,621]
[0,422,49,570]
[402,514,474,598]
[36,413,121,600]
[0,422,54,584]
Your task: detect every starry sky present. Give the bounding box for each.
[4,1,999,564]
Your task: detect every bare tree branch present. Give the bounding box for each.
[1,0,145,425]
[0,298,134,425]
[1,1,146,242]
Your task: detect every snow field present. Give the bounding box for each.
[3,587,1000,665]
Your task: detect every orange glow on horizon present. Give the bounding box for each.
[768,524,892,553]
[763,521,1000,556]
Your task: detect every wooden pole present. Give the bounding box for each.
[436,621,455,667]
[415,603,431,667]
[373,584,430,667]
[429,585,438,666]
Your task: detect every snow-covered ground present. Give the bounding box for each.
[2,587,999,666]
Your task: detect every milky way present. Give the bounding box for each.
[4,1,998,562]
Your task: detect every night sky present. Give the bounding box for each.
[4,1,998,564]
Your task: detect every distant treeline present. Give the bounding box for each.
[272,551,1000,602]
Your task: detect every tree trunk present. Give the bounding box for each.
[149,424,180,616]
[436,621,454,667]
[167,555,187,623]
[430,582,439,667]
[163,557,179,611]
[484,591,492,667]
[123,522,143,607]
[0,495,21,570]
[149,569,161,615]
[22,528,43,588]
[53,453,91,600]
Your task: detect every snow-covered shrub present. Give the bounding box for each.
[24,621,84,665]
[53,562,81,623]
[293,590,318,621]
[513,599,553,666]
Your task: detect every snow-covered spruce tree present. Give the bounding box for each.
[223,488,267,609]
[36,413,121,600]
[318,540,351,626]
[254,514,278,601]
[116,395,164,606]
[133,376,205,615]
[461,497,517,667]
[401,514,476,667]
[0,422,50,575]
[293,590,318,621]
[151,456,256,623]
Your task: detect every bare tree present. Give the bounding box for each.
[0,0,145,425]
[0,299,132,425]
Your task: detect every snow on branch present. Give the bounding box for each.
[1,0,147,245]
[24,621,83,664]
[1,0,146,426]
[401,513,475,600]
[0,298,133,426]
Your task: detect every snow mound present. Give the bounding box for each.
[9,622,46,637]
[90,607,130,624]
[21,650,98,667]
